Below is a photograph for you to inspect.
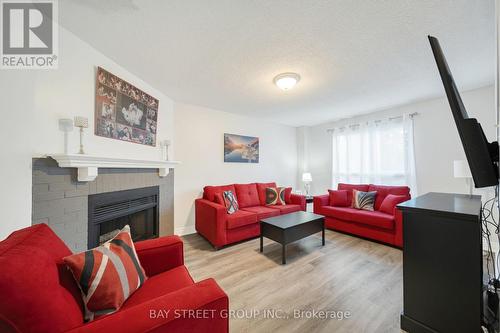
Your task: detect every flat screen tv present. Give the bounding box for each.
[428,35,499,188]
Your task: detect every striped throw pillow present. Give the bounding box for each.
[63,225,147,321]
[223,190,239,214]
[352,190,377,211]
[266,187,286,205]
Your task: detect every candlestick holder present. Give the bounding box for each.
[74,116,89,154]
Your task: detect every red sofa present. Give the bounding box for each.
[0,224,229,333]
[195,182,306,249]
[313,183,410,247]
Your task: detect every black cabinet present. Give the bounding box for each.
[398,192,483,333]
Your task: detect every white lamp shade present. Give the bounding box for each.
[74,116,89,128]
[453,160,472,178]
[302,172,312,182]
[58,118,74,132]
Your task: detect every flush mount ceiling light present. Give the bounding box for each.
[273,72,300,91]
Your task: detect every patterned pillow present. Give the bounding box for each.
[63,225,147,321]
[223,190,239,214]
[352,190,377,211]
[284,187,293,204]
[266,187,286,205]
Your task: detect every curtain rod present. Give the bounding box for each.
[326,112,419,133]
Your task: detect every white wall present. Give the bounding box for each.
[296,126,309,193]
[1,23,493,241]
[30,27,174,160]
[0,26,174,239]
[0,24,298,240]
[0,72,36,239]
[173,103,298,235]
[302,85,496,197]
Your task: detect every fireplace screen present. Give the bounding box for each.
[98,209,155,244]
[88,186,159,249]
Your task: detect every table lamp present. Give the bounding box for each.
[74,116,89,154]
[58,118,73,154]
[302,172,312,197]
[160,140,171,161]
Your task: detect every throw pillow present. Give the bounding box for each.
[328,190,349,207]
[214,193,224,206]
[266,187,286,205]
[284,187,293,204]
[63,225,147,321]
[223,190,239,214]
[379,194,408,215]
[352,190,377,211]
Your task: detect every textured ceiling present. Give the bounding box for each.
[59,0,495,126]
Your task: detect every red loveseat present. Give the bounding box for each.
[0,224,228,333]
[195,182,306,249]
[313,183,410,247]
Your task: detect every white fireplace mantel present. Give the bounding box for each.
[48,154,180,182]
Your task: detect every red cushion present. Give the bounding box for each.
[203,184,237,202]
[0,224,84,333]
[122,265,194,309]
[284,187,292,204]
[321,206,394,230]
[328,190,350,207]
[234,183,260,208]
[337,183,369,204]
[134,236,184,277]
[320,206,352,220]
[256,182,277,205]
[268,204,302,214]
[214,193,224,205]
[379,194,408,215]
[226,210,258,229]
[63,225,147,321]
[241,206,281,219]
[368,184,410,210]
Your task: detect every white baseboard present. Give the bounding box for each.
[174,225,196,236]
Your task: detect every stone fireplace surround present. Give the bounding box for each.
[32,158,174,252]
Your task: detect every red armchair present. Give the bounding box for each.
[0,224,228,333]
[196,182,306,249]
[313,183,410,247]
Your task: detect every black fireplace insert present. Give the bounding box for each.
[88,186,159,249]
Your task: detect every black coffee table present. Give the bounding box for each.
[259,211,325,264]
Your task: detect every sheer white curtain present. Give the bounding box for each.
[331,115,418,194]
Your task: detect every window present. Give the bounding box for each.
[331,115,417,193]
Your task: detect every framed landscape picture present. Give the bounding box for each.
[224,133,259,163]
[95,67,159,146]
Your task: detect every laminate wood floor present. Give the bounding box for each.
[182,230,403,333]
